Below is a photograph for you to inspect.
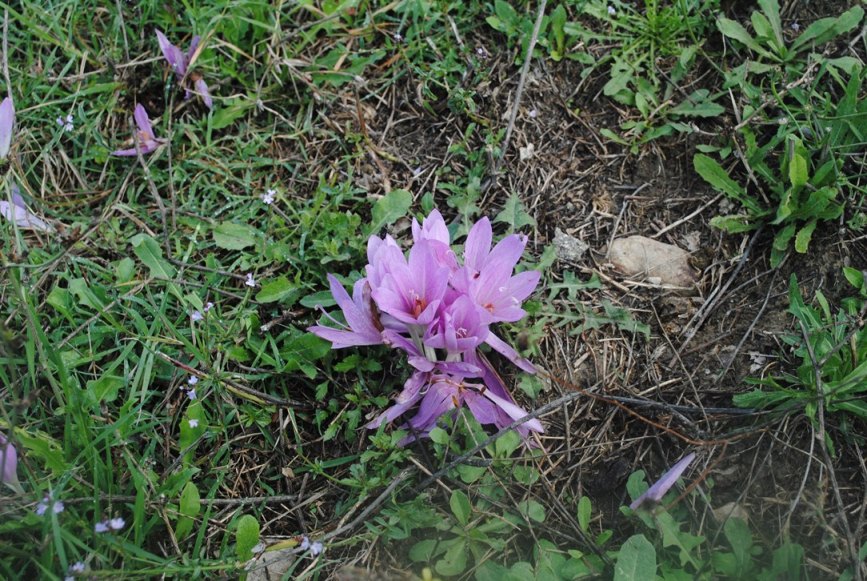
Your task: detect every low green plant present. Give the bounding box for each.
[487,0,721,152]
[697,0,865,266]
[734,273,867,452]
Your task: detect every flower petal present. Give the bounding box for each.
[464,216,492,272]
[133,104,154,140]
[0,97,15,159]
[485,331,536,373]
[193,78,213,110]
[0,200,54,232]
[156,29,187,76]
[630,452,696,510]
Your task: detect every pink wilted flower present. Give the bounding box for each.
[0,432,21,491]
[310,209,543,443]
[1,184,55,232]
[0,96,15,159]
[630,452,697,510]
[111,105,166,156]
[156,30,212,109]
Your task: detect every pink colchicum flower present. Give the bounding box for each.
[0,96,15,159]
[310,209,543,443]
[111,105,166,157]
[156,30,212,110]
[1,185,55,232]
[630,452,697,510]
[0,432,21,491]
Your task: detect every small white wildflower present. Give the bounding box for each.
[191,310,203,322]
[309,541,324,556]
[95,521,109,533]
[300,536,310,551]
[36,497,64,516]
[261,189,276,205]
[56,114,74,132]
[607,5,616,15]
[70,562,85,573]
[528,108,538,119]
[186,388,197,401]
[394,32,403,42]
[109,517,125,531]
[245,273,256,288]
[188,376,199,386]
[188,419,199,428]
[791,21,800,31]
[204,302,214,312]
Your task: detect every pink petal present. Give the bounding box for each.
[193,78,213,110]
[630,452,696,510]
[464,217,492,272]
[0,200,54,232]
[485,331,535,373]
[133,104,154,140]
[0,97,14,159]
[156,29,187,76]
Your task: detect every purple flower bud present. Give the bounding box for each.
[630,452,697,510]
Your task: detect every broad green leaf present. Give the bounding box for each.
[694,154,761,214]
[791,7,863,52]
[114,257,135,284]
[494,192,535,231]
[614,534,656,581]
[86,374,124,405]
[409,539,439,562]
[369,189,412,234]
[14,429,68,474]
[212,221,259,250]
[175,481,201,539]
[794,220,817,253]
[756,0,784,48]
[788,151,808,188]
[436,539,468,576]
[670,92,725,118]
[843,267,865,294]
[235,514,260,562]
[717,18,774,59]
[519,499,546,522]
[450,490,472,526]
[68,278,107,311]
[255,276,297,303]
[210,97,254,130]
[723,517,754,576]
[709,215,759,233]
[577,496,592,532]
[130,234,176,279]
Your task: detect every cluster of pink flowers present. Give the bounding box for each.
[310,210,543,442]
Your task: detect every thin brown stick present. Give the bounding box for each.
[491,0,548,185]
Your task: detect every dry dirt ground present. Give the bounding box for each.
[249,3,867,579]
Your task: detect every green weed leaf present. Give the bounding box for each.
[255,276,297,304]
[494,193,535,231]
[213,222,259,250]
[235,514,260,562]
[450,490,472,526]
[130,234,176,279]
[614,534,656,581]
[369,189,412,234]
